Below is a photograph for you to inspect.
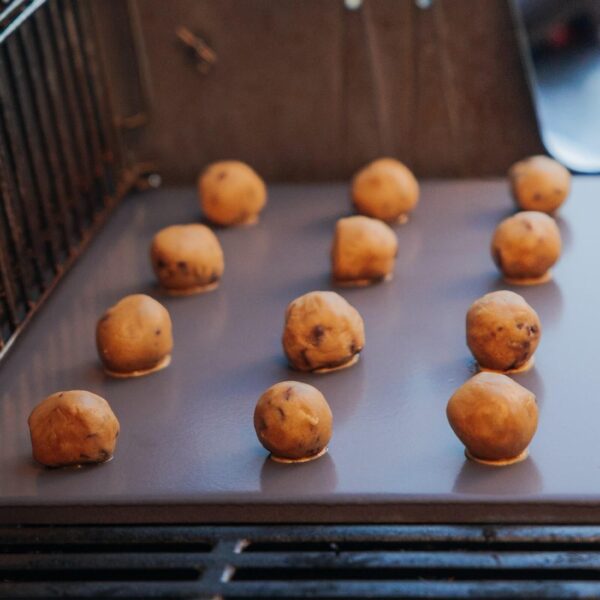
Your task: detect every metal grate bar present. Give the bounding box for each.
[4,525,600,597]
[32,5,84,237]
[19,18,75,252]
[0,0,128,358]
[43,1,94,225]
[4,33,62,271]
[75,0,122,185]
[0,48,51,285]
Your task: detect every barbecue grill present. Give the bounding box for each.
[1,1,599,597]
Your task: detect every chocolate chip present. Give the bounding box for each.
[85,433,98,439]
[209,270,219,283]
[530,325,539,335]
[310,325,325,346]
[155,329,161,335]
[79,453,90,460]
[523,220,533,231]
[533,193,542,201]
[177,261,188,271]
[217,171,227,180]
[284,387,293,400]
[276,407,285,421]
[516,323,524,330]
[157,259,167,269]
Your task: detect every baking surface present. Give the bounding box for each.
[0,179,598,523]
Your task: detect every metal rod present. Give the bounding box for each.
[32,6,84,238]
[19,18,73,252]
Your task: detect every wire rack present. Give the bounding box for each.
[0,0,125,359]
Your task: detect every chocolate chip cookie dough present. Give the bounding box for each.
[331,215,398,286]
[491,211,562,285]
[466,290,541,374]
[254,381,333,463]
[282,291,365,373]
[28,391,120,467]
[509,155,571,214]
[351,157,419,224]
[446,372,538,466]
[151,224,224,295]
[198,160,267,226]
[96,294,173,378]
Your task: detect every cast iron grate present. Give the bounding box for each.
[3,524,600,598]
[0,0,123,358]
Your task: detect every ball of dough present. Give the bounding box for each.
[351,157,419,223]
[198,160,267,226]
[96,294,173,377]
[282,291,365,373]
[509,155,571,214]
[28,390,120,467]
[491,211,561,284]
[150,224,224,295]
[331,215,398,286]
[254,381,333,462]
[446,372,538,465]
[466,290,541,373]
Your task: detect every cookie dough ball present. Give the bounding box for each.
[446,372,538,466]
[351,157,419,224]
[491,211,561,285]
[150,224,224,295]
[467,291,541,374]
[282,291,365,373]
[96,294,173,377]
[254,381,333,463]
[509,155,571,214]
[28,391,120,467]
[198,160,267,226]
[331,215,398,286]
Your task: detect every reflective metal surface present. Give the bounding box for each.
[512,0,600,172]
[0,180,598,523]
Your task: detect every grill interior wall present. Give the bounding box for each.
[0,0,122,355]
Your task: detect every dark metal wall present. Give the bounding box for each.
[93,0,544,183]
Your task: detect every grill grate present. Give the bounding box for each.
[2,524,600,598]
[0,0,125,359]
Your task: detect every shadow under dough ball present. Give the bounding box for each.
[96,294,173,378]
[282,291,365,373]
[331,215,398,287]
[509,155,571,214]
[150,224,224,295]
[28,390,120,467]
[446,372,538,466]
[198,160,267,227]
[351,157,419,224]
[466,290,541,374]
[254,381,333,463]
[491,211,562,285]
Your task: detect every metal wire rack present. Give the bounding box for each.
[0,0,125,358]
[4,523,600,598]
